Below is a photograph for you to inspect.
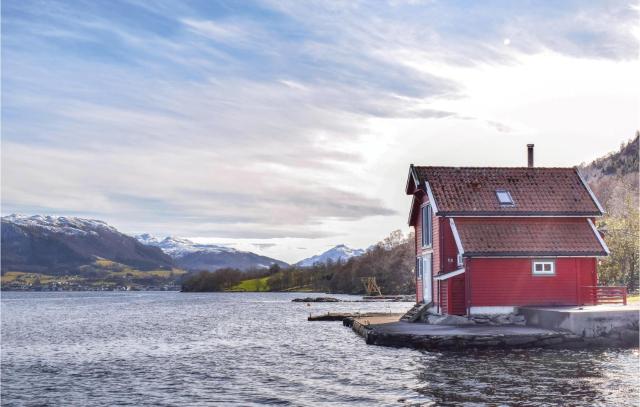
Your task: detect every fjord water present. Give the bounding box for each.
[1,292,638,406]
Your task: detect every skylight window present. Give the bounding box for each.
[496,189,514,205]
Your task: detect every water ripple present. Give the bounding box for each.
[1,292,638,406]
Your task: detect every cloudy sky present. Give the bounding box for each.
[2,0,639,263]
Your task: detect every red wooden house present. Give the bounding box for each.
[406,145,610,315]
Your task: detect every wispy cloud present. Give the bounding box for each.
[2,0,638,261]
[182,18,251,42]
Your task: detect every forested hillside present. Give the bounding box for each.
[579,132,639,215]
[182,230,416,294]
[580,133,639,290]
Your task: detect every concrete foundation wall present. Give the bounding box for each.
[518,306,639,340]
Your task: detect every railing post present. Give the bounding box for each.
[623,288,627,306]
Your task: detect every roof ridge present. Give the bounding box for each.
[413,166,575,170]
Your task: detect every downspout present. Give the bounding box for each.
[575,258,581,305]
[438,217,444,312]
[465,259,471,315]
[437,218,441,309]
[437,280,440,314]
[440,217,444,271]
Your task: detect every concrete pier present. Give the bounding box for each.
[344,315,581,350]
[518,304,639,340]
[342,305,639,349]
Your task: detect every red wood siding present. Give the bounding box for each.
[413,195,424,257]
[413,193,437,304]
[468,257,597,307]
[413,193,425,303]
[439,281,449,314]
[431,211,439,306]
[441,219,458,273]
[450,275,466,315]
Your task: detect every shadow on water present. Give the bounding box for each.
[412,347,639,406]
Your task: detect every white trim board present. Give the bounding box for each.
[468,255,605,258]
[434,268,465,281]
[469,306,516,315]
[441,214,601,218]
[424,181,439,213]
[588,218,610,255]
[449,218,464,255]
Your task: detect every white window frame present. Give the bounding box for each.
[456,253,464,267]
[532,259,555,276]
[495,189,514,206]
[421,254,432,303]
[421,204,432,248]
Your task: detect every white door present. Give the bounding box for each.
[422,254,432,303]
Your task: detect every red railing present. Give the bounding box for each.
[581,286,627,305]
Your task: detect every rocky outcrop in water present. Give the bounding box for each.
[292,297,341,302]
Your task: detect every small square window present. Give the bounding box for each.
[532,260,555,275]
[496,189,514,205]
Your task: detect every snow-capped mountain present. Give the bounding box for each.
[1,214,173,273]
[296,244,365,267]
[135,234,288,271]
[135,234,235,258]
[3,214,118,236]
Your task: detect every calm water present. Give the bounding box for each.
[1,292,638,406]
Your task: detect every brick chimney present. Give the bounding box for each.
[527,144,534,167]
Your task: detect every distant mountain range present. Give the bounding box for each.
[0,214,363,275]
[135,234,288,271]
[295,244,365,267]
[1,214,172,274]
[135,234,236,257]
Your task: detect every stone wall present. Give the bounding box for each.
[422,312,526,326]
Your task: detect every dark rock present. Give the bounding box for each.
[617,329,639,346]
[427,314,475,325]
[503,335,537,346]
[292,297,341,302]
[539,336,565,346]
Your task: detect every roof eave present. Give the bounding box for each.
[575,167,606,216]
[588,218,610,255]
[441,211,603,217]
[407,195,417,226]
[405,164,420,195]
[463,251,608,257]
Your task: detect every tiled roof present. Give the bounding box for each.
[413,166,602,216]
[454,218,607,257]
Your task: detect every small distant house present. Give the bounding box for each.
[405,145,610,315]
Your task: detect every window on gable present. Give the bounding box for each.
[496,189,514,206]
[421,204,432,247]
[532,259,555,275]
